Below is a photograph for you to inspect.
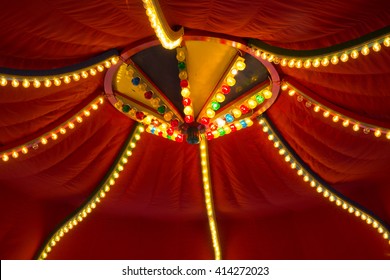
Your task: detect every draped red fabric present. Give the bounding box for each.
[0,0,389,259]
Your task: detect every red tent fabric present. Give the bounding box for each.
[0,0,390,259]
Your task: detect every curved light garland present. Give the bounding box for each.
[258,115,390,246]
[37,125,145,260]
[281,81,390,140]
[1,96,104,162]
[250,32,390,69]
[200,135,222,260]
[0,55,119,89]
[142,0,184,49]
[176,46,195,123]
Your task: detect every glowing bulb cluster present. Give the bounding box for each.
[125,64,179,126]
[1,97,104,163]
[142,0,183,49]
[201,56,246,121]
[258,116,390,246]
[205,118,253,141]
[282,81,390,140]
[251,35,390,69]
[0,57,118,89]
[176,47,194,124]
[200,137,221,260]
[38,125,144,260]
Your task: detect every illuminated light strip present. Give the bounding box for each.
[200,56,246,122]
[281,81,390,140]
[176,46,195,124]
[142,0,184,49]
[249,32,390,68]
[205,118,254,141]
[145,124,184,142]
[200,135,221,259]
[0,56,119,89]
[258,116,390,246]
[37,125,145,260]
[123,64,182,124]
[1,96,104,162]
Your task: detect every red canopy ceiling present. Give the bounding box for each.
[0,0,390,259]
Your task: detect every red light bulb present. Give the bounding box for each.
[182,98,191,106]
[180,80,189,88]
[206,131,214,140]
[167,127,174,136]
[184,115,194,123]
[221,85,230,94]
[200,117,210,125]
[135,111,145,120]
[239,105,249,114]
[170,119,179,127]
[230,123,237,132]
[175,134,184,142]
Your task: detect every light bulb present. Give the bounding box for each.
[350,50,359,59]
[372,43,381,52]
[44,79,52,87]
[361,46,370,55]
[340,53,348,62]
[22,79,30,88]
[11,79,19,87]
[331,56,339,64]
[53,78,61,86]
[321,58,329,66]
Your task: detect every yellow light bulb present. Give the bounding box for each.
[331,56,339,64]
[0,77,7,86]
[53,78,61,86]
[288,59,295,68]
[163,111,173,121]
[304,60,311,68]
[51,133,58,140]
[263,89,272,99]
[63,76,71,84]
[215,93,225,103]
[247,99,257,109]
[321,58,329,66]
[312,59,320,67]
[111,56,119,65]
[340,53,348,62]
[281,58,288,67]
[12,151,19,158]
[342,120,350,127]
[77,116,83,123]
[181,88,190,97]
[60,128,66,134]
[232,108,242,118]
[295,60,302,68]
[231,68,238,75]
[73,73,80,81]
[22,147,28,154]
[352,124,360,131]
[235,60,246,71]
[97,65,105,72]
[41,137,48,145]
[89,68,97,76]
[84,110,91,117]
[288,89,295,96]
[81,71,88,79]
[350,50,359,59]
[183,106,193,116]
[323,111,330,118]
[104,61,111,68]
[206,108,215,118]
[332,115,339,122]
[384,37,390,47]
[11,79,19,87]
[314,105,320,112]
[43,79,51,87]
[361,46,370,55]
[92,104,98,110]
[374,130,381,137]
[372,43,381,52]
[226,76,236,86]
[386,132,390,139]
[68,122,75,129]
[281,83,288,91]
[22,79,30,88]
[235,122,242,130]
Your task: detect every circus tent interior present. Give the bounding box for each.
[0,0,390,260]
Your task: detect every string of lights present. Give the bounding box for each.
[0,56,119,89]
[200,135,222,260]
[281,81,390,140]
[1,96,104,162]
[37,125,145,260]
[250,33,390,69]
[258,115,390,246]
[142,0,184,49]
